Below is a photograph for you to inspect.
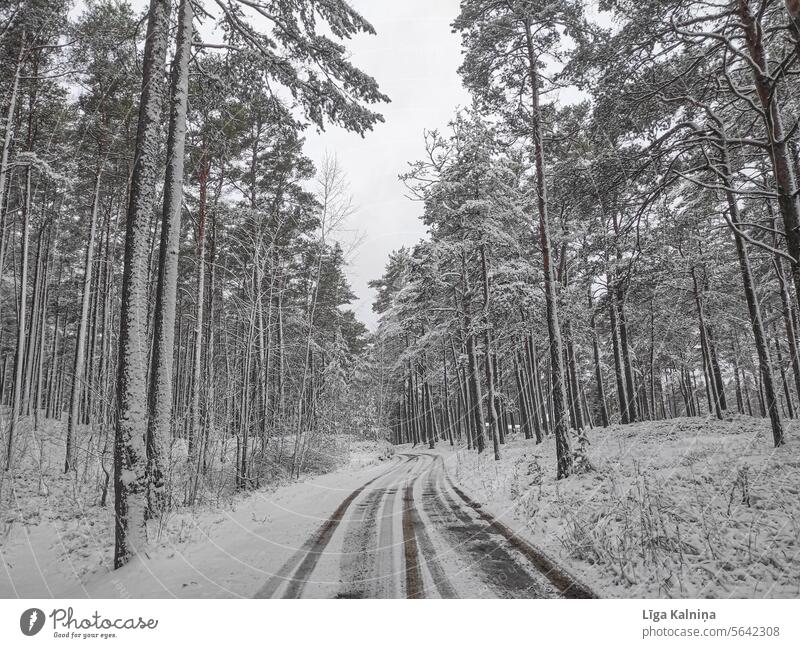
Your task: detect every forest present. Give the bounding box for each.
[373,0,800,472]
[0,0,388,571]
[1,0,799,594]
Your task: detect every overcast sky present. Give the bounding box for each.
[302,1,469,329]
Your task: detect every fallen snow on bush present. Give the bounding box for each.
[447,416,800,598]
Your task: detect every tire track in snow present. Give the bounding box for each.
[419,451,595,598]
[396,452,457,598]
[398,452,435,598]
[402,483,424,598]
[253,455,412,599]
[402,475,457,598]
[445,474,596,599]
[374,487,400,598]
[372,453,421,598]
[335,487,386,598]
[420,453,556,598]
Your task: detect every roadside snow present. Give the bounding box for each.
[444,416,800,599]
[0,417,395,598]
[5,413,797,599]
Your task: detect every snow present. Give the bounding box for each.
[0,417,395,598]
[442,416,800,598]
[120,470,137,487]
[3,413,798,599]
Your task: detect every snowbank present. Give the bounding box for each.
[445,416,800,598]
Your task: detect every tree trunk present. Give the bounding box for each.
[188,150,208,504]
[717,133,784,445]
[441,341,454,446]
[144,0,192,517]
[114,0,171,569]
[66,162,103,472]
[565,319,584,431]
[5,165,31,470]
[480,245,501,460]
[524,19,572,478]
[615,281,638,424]
[738,0,800,319]
[589,289,609,427]
[0,28,24,334]
[691,267,723,419]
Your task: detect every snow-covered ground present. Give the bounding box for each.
[0,418,395,598]
[444,416,800,598]
[3,414,797,599]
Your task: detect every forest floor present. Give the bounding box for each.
[1,415,798,598]
[446,415,800,598]
[0,415,395,597]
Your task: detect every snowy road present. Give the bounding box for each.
[254,451,594,599]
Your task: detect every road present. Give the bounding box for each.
[254,451,595,599]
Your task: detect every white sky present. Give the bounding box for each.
[302,1,469,329]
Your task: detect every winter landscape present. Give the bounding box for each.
[1,0,800,601]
